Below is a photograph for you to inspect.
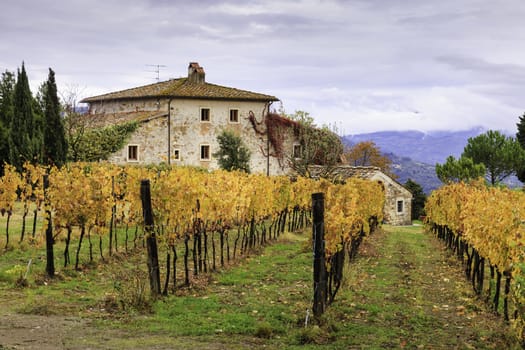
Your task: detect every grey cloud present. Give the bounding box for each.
[437,55,525,85]
[2,0,525,133]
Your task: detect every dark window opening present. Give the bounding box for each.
[293,144,302,159]
[201,145,210,160]
[230,109,239,122]
[201,108,210,122]
[397,200,404,213]
[128,145,138,161]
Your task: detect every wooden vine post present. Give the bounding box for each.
[312,192,327,317]
[140,179,161,297]
[43,174,55,278]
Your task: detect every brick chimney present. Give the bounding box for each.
[188,62,205,84]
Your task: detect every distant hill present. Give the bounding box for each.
[341,127,522,193]
[342,127,486,164]
[386,153,441,194]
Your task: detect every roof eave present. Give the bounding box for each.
[81,95,279,104]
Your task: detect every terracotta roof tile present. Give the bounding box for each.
[81,78,278,103]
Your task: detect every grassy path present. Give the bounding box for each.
[333,224,520,349]
[0,225,521,349]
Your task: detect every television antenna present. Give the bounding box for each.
[146,64,167,82]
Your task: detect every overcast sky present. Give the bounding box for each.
[1,0,525,134]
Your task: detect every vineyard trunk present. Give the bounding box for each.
[171,245,177,292]
[20,204,27,243]
[494,270,502,313]
[99,236,104,261]
[193,233,198,276]
[75,224,86,270]
[163,252,170,296]
[64,225,72,267]
[233,227,240,259]
[203,228,208,273]
[220,229,224,267]
[32,209,38,238]
[211,231,216,271]
[504,272,511,321]
[4,212,10,249]
[87,228,93,262]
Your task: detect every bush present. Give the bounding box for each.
[112,268,152,314]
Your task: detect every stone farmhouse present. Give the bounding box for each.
[81,62,412,225]
[81,62,298,175]
[309,165,413,225]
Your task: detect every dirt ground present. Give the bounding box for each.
[0,313,87,350]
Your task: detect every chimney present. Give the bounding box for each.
[188,62,205,84]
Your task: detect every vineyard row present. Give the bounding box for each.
[0,162,385,295]
[425,181,525,341]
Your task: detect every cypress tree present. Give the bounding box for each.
[516,113,525,182]
[9,63,35,170]
[0,71,15,174]
[0,71,15,126]
[517,113,525,148]
[43,68,67,167]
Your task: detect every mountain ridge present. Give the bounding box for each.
[342,127,486,165]
[340,127,520,194]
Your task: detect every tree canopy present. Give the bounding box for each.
[0,71,15,174]
[462,130,524,185]
[344,141,395,178]
[435,155,486,184]
[9,63,43,170]
[43,68,67,167]
[515,113,525,182]
[213,129,251,173]
[68,121,138,162]
[286,110,344,177]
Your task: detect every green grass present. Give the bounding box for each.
[0,222,521,349]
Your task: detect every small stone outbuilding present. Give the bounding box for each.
[309,166,413,226]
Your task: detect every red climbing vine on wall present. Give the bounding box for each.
[248,111,301,167]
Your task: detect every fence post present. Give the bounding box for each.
[312,192,326,317]
[140,179,161,297]
[43,174,55,278]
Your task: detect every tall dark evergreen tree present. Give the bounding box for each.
[43,68,67,167]
[9,63,38,170]
[0,71,15,174]
[404,178,427,220]
[516,113,525,182]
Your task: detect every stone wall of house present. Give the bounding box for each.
[369,172,412,226]
[102,98,295,175]
[307,165,413,226]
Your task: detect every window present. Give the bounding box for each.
[293,144,302,159]
[397,200,404,213]
[200,108,210,122]
[229,109,239,123]
[128,145,138,162]
[200,145,210,160]
[173,149,180,161]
